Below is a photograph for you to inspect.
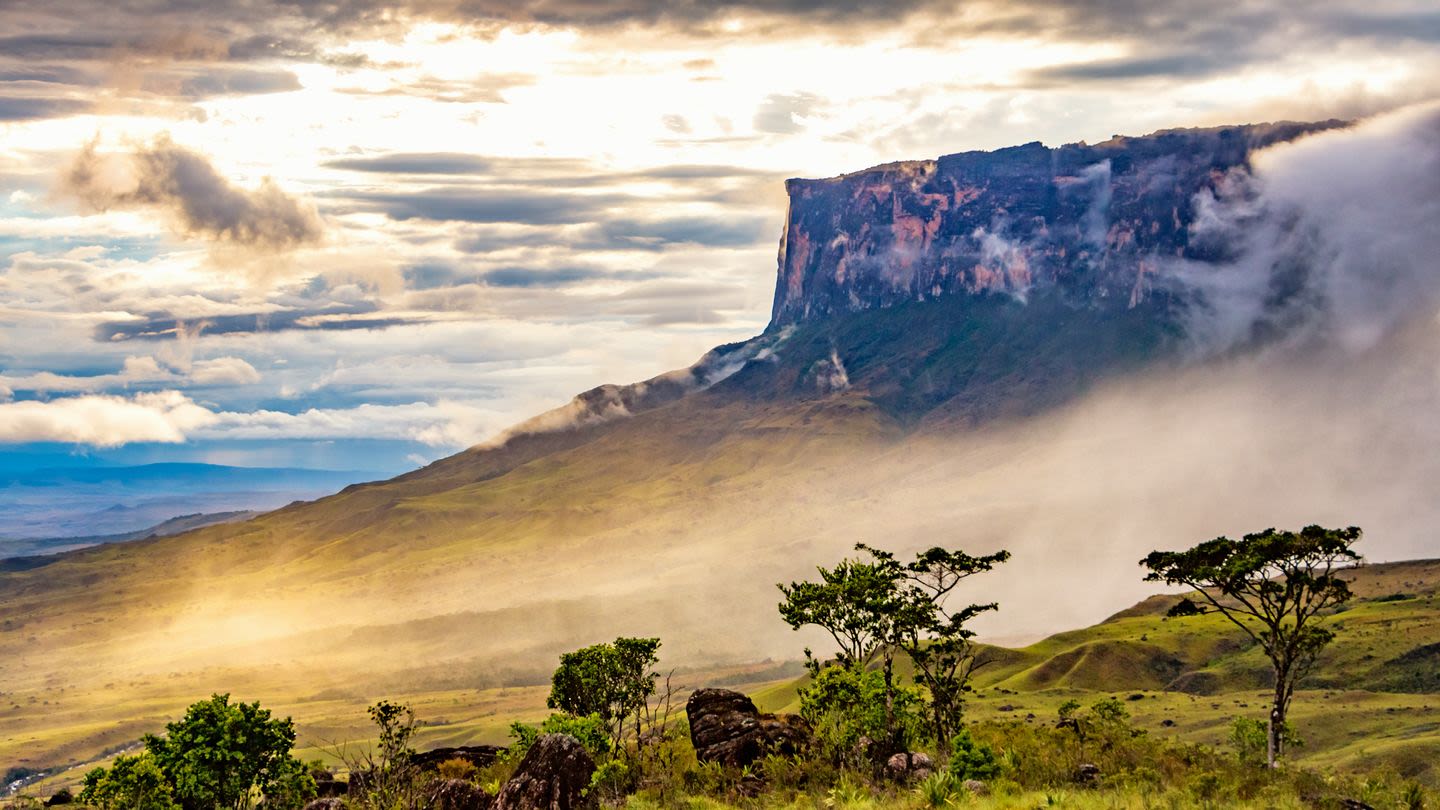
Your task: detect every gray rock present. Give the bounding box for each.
[686,688,811,768]
[494,733,595,810]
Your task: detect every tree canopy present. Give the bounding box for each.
[1141,524,1362,767]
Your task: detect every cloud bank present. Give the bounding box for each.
[0,391,503,448]
[1164,102,1440,356]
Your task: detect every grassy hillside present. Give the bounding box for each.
[750,559,1440,783]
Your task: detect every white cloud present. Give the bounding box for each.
[0,389,516,448]
[190,356,262,385]
[0,391,217,446]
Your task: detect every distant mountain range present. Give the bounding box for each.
[0,462,384,546]
[0,510,261,567]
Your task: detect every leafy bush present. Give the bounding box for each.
[801,665,926,766]
[947,728,999,782]
[77,695,312,810]
[436,758,477,781]
[1228,716,1301,769]
[77,753,179,810]
[507,712,612,762]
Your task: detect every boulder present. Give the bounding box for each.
[1075,763,1101,784]
[427,777,494,810]
[302,800,345,810]
[494,733,596,810]
[884,752,935,782]
[686,688,810,768]
[963,779,989,796]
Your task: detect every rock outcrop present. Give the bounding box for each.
[494,733,596,810]
[686,688,810,768]
[885,751,935,781]
[769,121,1345,327]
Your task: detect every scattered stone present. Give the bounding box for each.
[686,688,811,768]
[963,779,989,796]
[494,733,596,810]
[885,752,935,781]
[303,800,345,810]
[427,777,494,810]
[1075,763,1101,784]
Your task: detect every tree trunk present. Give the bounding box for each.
[1267,665,1291,769]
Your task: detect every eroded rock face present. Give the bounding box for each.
[686,688,811,768]
[494,733,596,810]
[769,121,1345,328]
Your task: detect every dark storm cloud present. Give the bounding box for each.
[96,306,423,342]
[326,153,499,175]
[581,216,771,250]
[479,265,614,287]
[172,69,303,99]
[1032,53,1222,82]
[403,262,473,290]
[343,187,626,224]
[60,137,324,252]
[0,96,92,121]
[0,66,93,84]
[325,152,769,183]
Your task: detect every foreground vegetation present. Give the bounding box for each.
[7,525,1440,808]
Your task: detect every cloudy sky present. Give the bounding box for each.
[0,0,1436,472]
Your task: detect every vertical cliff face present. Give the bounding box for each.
[769,121,1347,328]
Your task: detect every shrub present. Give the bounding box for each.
[436,757,477,781]
[947,728,999,782]
[76,753,179,810]
[144,693,314,810]
[507,712,611,762]
[801,665,926,766]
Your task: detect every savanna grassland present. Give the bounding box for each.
[9,559,1440,807]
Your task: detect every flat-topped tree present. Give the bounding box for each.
[1141,525,1362,769]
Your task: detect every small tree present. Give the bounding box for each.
[779,543,1009,754]
[548,636,661,751]
[1141,525,1362,768]
[148,694,313,810]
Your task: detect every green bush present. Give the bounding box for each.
[77,753,179,810]
[800,665,926,766]
[507,712,612,762]
[145,693,313,810]
[77,695,311,810]
[947,728,999,782]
